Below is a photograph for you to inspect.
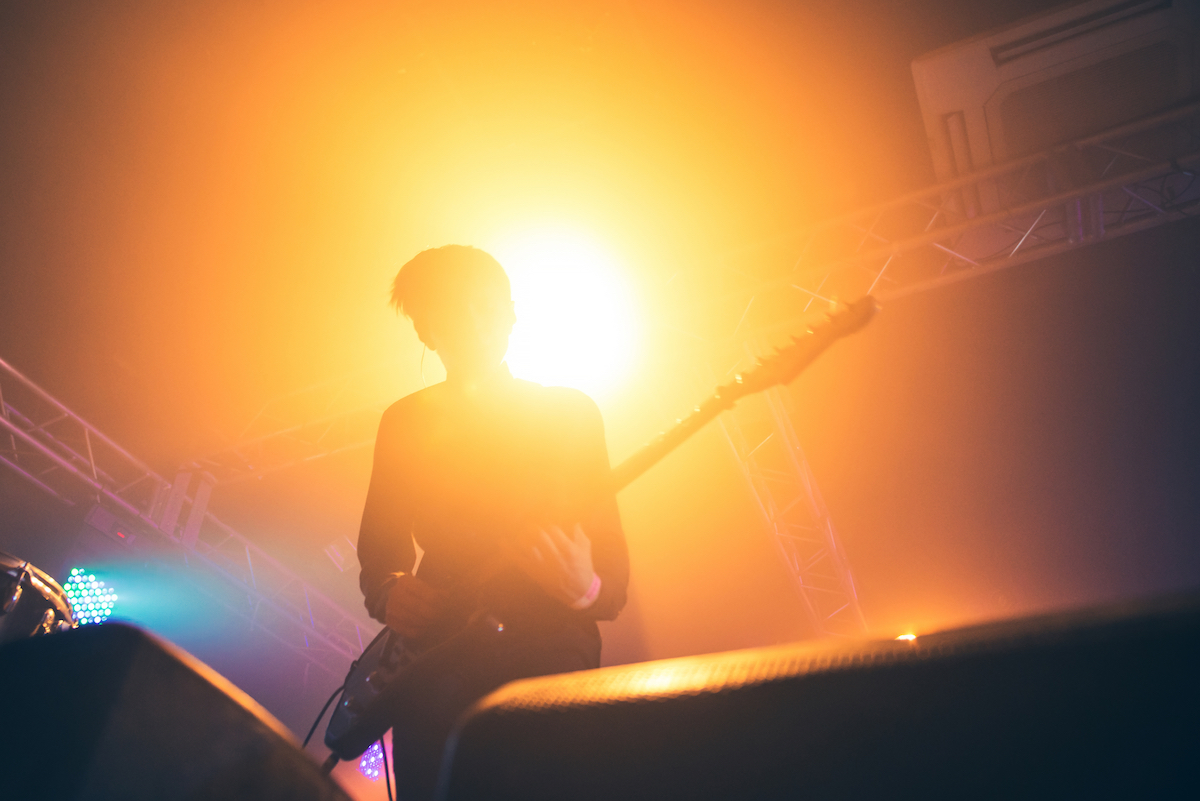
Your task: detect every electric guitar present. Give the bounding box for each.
[323,295,878,760]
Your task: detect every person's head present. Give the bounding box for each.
[390,245,516,380]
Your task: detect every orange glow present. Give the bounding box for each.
[19,3,901,680]
[4,7,1083,767]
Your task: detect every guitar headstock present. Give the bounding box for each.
[730,296,878,396]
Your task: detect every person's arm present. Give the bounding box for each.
[511,392,629,619]
[571,394,628,621]
[357,405,417,623]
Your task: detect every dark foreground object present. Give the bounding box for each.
[0,623,349,801]
[443,594,1200,800]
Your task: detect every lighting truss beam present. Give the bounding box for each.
[188,371,383,484]
[718,378,867,639]
[706,102,1200,641]
[781,100,1200,307]
[0,356,377,677]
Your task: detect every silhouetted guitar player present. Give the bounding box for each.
[356,245,630,800]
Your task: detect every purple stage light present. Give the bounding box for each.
[358,740,385,781]
[64,567,118,625]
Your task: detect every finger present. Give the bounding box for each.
[544,525,586,562]
[539,527,565,553]
[536,529,563,559]
[543,524,570,545]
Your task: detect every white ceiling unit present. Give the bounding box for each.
[912,0,1200,183]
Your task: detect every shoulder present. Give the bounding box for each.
[513,380,603,427]
[379,383,447,428]
[513,378,595,409]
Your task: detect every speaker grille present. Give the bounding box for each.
[445,595,1200,800]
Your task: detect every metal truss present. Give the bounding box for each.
[784,99,1200,309]
[187,370,383,485]
[707,102,1200,639]
[717,356,866,638]
[0,356,378,677]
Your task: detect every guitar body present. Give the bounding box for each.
[326,610,509,760]
[324,296,879,761]
[325,627,416,760]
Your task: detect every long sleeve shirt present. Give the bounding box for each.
[357,368,629,649]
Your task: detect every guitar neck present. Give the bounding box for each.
[608,382,741,493]
[605,295,878,494]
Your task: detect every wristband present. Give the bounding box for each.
[570,573,602,610]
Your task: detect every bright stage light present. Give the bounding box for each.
[359,740,385,781]
[492,229,638,400]
[64,567,119,625]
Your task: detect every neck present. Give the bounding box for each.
[444,361,511,392]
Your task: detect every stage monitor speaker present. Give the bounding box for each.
[0,623,350,801]
[441,594,1200,800]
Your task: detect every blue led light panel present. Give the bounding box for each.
[64,568,118,625]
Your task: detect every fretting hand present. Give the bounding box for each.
[384,573,450,639]
[509,522,598,609]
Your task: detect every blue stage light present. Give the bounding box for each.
[64,567,118,625]
[358,740,385,781]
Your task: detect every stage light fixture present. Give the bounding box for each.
[64,567,119,625]
[358,740,385,781]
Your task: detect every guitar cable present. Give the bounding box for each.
[304,683,346,749]
[306,626,395,782]
[381,737,393,801]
